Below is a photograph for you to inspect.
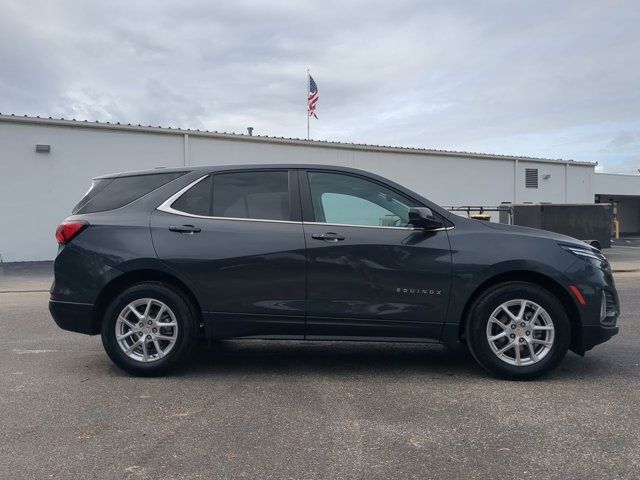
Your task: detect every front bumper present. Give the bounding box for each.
[563,255,620,354]
[572,288,619,354]
[581,324,619,352]
[49,300,99,335]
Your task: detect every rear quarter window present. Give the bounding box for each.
[73,172,185,214]
[170,175,212,216]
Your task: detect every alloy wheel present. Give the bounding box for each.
[115,298,179,363]
[486,299,555,366]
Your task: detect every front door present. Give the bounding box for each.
[300,170,452,340]
[151,169,306,339]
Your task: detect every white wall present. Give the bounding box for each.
[515,162,593,204]
[0,118,612,262]
[517,161,565,204]
[566,164,593,202]
[0,123,184,261]
[592,173,640,197]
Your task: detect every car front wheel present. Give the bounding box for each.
[466,282,571,380]
[101,282,197,376]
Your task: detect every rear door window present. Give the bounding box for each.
[212,171,290,221]
[73,172,184,214]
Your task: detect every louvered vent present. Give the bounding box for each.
[525,168,539,189]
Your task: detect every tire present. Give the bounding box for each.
[101,282,198,376]
[466,282,570,380]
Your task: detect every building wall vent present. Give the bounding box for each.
[525,168,539,189]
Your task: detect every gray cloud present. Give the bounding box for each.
[608,130,640,149]
[1,0,639,172]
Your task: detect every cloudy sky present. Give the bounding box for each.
[1,0,639,172]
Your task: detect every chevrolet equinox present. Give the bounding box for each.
[49,165,619,379]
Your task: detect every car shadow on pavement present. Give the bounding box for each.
[87,339,626,381]
[163,340,488,379]
[156,341,627,382]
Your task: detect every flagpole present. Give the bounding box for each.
[306,69,310,140]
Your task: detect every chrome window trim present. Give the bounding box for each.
[303,221,454,232]
[160,211,303,225]
[156,175,302,225]
[158,175,454,231]
[157,175,209,210]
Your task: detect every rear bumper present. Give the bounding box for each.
[49,300,99,335]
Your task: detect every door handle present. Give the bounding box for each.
[311,232,345,242]
[169,225,201,234]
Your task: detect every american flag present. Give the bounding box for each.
[308,75,318,119]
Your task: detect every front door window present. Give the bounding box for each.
[307,172,417,227]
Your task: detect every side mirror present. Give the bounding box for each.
[408,207,444,230]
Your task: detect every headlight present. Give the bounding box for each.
[561,245,610,271]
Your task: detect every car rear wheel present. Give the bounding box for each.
[101,282,197,376]
[466,282,571,380]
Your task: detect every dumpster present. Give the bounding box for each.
[510,204,613,249]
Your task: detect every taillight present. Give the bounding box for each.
[55,220,88,245]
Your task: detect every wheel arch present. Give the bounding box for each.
[92,269,202,329]
[458,271,582,354]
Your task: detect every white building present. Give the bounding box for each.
[1,114,639,262]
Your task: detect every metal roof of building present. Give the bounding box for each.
[0,113,596,166]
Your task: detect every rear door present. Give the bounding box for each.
[150,169,306,339]
[300,169,452,340]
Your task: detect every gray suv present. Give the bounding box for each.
[49,165,619,378]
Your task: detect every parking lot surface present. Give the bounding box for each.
[1,250,639,479]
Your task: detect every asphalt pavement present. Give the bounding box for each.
[1,250,639,479]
